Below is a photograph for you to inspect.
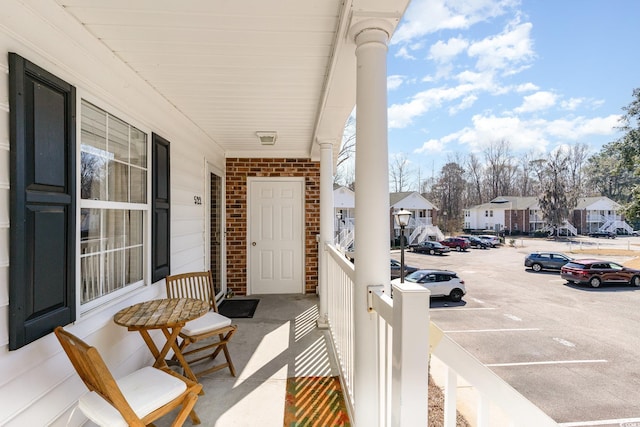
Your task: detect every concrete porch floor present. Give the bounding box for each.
[155,293,341,427]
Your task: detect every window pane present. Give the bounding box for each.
[127,211,143,246]
[104,249,125,293]
[82,101,107,152]
[104,209,125,250]
[126,247,143,284]
[81,253,101,303]
[81,151,107,200]
[81,208,101,254]
[130,167,146,203]
[108,161,129,202]
[130,127,147,168]
[108,115,129,163]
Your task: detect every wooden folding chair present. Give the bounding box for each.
[54,326,202,427]
[165,270,237,378]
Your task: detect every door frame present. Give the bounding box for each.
[246,176,305,295]
[205,161,226,300]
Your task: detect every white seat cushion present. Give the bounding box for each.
[78,366,186,427]
[181,311,232,335]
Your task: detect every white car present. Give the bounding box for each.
[391,269,466,302]
[478,234,501,247]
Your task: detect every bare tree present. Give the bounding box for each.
[334,115,356,188]
[483,140,516,200]
[536,150,577,236]
[566,143,590,196]
[389,153,414,192]
[465,153,484,204]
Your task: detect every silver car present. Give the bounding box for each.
[524,252,573,272]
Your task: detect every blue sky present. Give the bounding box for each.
[386,0,640,175]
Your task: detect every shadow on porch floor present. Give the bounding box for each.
[154,293,343,427]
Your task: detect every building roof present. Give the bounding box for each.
[389,192,438,210]
[467,196,538,211]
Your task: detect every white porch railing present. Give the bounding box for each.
[326,244,356,410]
[325,243,558,427]
[430,322,557,427]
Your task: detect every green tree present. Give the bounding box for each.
[611,88,640,220]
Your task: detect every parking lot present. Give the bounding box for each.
[397,236,640,426]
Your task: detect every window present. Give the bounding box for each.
[80,101,147,305]
[485,210,488,217]
[489,210,494,217]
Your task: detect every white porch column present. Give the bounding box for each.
[351,18,393,427]
[317,140,335,328]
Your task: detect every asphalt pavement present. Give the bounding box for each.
[398,236,640,427]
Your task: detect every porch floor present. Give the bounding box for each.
[155,293,341,427]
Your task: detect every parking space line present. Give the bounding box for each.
[445,328,541,333]
[559,416,640,426]
[504,313,522,321]
[486,359,607,367]
[431,307,496,311]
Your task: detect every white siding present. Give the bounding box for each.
[0,1,225,425]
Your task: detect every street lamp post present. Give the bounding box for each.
[394,209,412,283]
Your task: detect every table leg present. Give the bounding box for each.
[162,327,199,383]
[138,329,167,369]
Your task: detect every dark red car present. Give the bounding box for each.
[560,259,640,288]
[440,237,470,252]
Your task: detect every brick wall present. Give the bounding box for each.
[225,158,320,295]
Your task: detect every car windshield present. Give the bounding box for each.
[404,271,428,282]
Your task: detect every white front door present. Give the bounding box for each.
[248,178,304,294]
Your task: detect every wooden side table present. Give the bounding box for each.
[114,298,209,383]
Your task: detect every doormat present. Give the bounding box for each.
[283,376,350,427]
[217,299,259,318]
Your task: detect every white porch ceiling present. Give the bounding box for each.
[54,0,409,161]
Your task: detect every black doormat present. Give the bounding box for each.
[218,299,260,318]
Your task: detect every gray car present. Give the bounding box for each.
[524,251,573,272]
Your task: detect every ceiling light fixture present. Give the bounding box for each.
[256,131,277,145]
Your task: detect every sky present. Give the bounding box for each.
[385,0,640,179]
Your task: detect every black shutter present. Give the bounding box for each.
[8,53,76,350]
[152,133,170,282]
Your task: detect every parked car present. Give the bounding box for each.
[560,259,640,288]
[390,259,419,279]
[478,234,501,247]
[410,241,451,255]
[458,235,490,249]
[440,237,470,251]
[588,231,616,239]
[524,252,573,272]
[391,269,466,302]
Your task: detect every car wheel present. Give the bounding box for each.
[589,276,601,288]
[532,263,542,272]
[631,275,640,287]
[429,249,435,255]
[456,246,461,252]
[449,288,463,302]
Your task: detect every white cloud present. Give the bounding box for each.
[391,0,519,45]
[429,37,469,63]
[388,75,405,90]
[395,46,416,60]
[388,84,476,128]
[411,113,621,156]
[414,138,447,154]
[449,95,478,114]
[515,82,539,92]
[514,91,557,113]
[560,97,584,111]
[468,21,534,73]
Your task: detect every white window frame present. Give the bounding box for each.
[76,94,152,314]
